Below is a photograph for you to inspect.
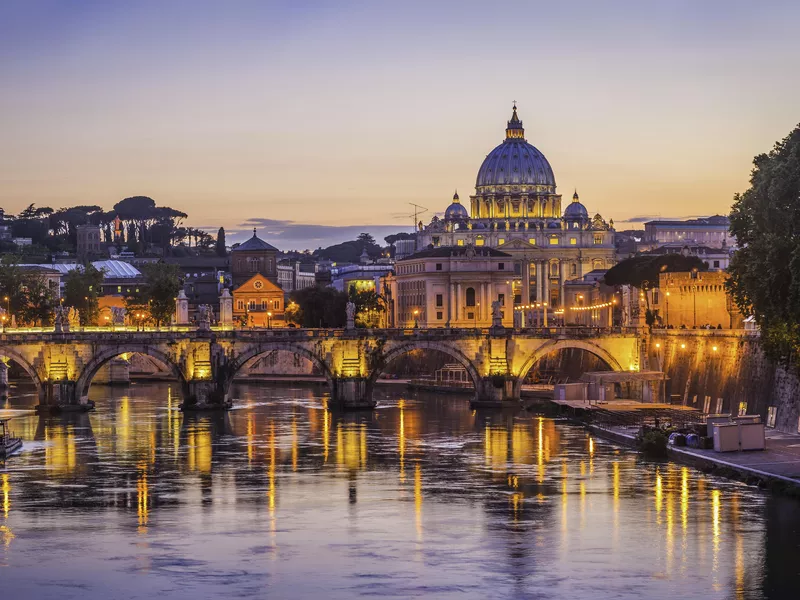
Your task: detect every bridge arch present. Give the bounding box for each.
[518,339,624,382]
[368,341,481,390]
[75,345,188,403]
[0,346,45,399]
[225,342,335,397]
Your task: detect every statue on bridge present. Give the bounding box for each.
[111,307,126,326]
[491,300,503,329]
[345,301,356,330]
[197,305,213,331]
[54,305,70,333]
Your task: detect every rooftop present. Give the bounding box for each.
[401,246,512,260]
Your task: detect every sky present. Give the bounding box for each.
[1,0,799,250]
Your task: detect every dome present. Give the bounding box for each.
[475,105,556,189]
[444,190,469,221]
[564,190,589,220]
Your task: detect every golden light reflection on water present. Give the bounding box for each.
[414,462,423,543]
[398,399,406,483]
[2,473,9,519]
[337,423,367,471]
[137,464,149,535]
[44,424,77,474]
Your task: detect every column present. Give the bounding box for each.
[448,283,455,326]
[478,283,486,324]
[559,260,566,309]
[522,260,531,306]
[455,284,461,322]
[539,261,546,304]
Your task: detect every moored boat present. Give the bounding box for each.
[0,418,22,458]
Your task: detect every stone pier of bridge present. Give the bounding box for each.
[0,327,643,413]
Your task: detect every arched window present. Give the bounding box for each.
[466,287,476,307]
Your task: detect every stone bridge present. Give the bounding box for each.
[0,327,643,413]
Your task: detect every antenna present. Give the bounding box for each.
[408,203,428,231]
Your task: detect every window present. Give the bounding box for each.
[549,237,559,245]
[570,264,577,276]
[249,300,256,310]
[569,237,577,245]
[475,238,485,247]
[498,293,505,306]
[261,300,267,310]
[273,300,280,309]
[117,286,122,293]
[457,239,465,246]
[594,235,603,245]
[713,260,720,268]
[465,287,476,307]
[738,401,748,416]
[529,238,536,245]
[467,312,474,320]
[436,294,443,307]
[436,263,442,271]
[436,311,443,320]
[498,238,505,245]
[237,301,244,310]
[432,236,440,247]
[498,262,505,270]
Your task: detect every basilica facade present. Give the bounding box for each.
[416,105,616,310]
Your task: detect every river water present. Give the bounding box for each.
[1,381,798,599]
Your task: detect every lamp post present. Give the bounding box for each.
[3,296,8,315]
[665,291,670,327]
[413,309,419,329]
[267,311,273,329]
[543,301,548,327]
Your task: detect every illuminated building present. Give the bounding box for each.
[417,105,616,308]
[232,273,285,327]
[231,229,278,288]
[388,245,513,328]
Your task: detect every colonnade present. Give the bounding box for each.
[518,259,569,308]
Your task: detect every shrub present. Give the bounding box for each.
[638,430,668,458]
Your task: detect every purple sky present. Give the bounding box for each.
[2,1,798,249]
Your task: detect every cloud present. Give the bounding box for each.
[623,214,714,223]
[196,218,413,251]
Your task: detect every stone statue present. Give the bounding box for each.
[197,304,211,331]
[111,306,126,326]
[345,301,356,330]
[491,300,502,328]
[67,307,80,329]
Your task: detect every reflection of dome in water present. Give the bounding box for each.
[444,191,469,221]
[475,104,556,189]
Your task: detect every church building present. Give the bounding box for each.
[416,105,616,310]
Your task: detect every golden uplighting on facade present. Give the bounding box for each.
[680,343,686,349]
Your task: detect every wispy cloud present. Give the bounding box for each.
[622,214,718,223]
[197,218,412,251]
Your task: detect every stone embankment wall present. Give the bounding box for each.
[648,330,800,434]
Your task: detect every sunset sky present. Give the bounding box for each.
[1,0,799,249]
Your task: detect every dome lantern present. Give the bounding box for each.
[505,102,525,141]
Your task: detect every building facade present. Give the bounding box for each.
[651,270,743,329]
[388,246,513,328]
[643,216,733,249]
[231,229,278,288]
[417,105,616,310]
[277,261,316,292]
[232,273,285,327]
[76,224,103,259]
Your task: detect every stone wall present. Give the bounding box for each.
[648,330,800,434]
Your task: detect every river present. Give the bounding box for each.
[1,381,798,599]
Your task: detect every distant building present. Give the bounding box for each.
[643,216,733,249]
[165,256,230,319]
[329,264,394,294]
[562,270,616,327]
[232,273,285,327]
[277,261,316,293]
[76,224,103,259]
[416,105,617,310]
[20,260,145,298]
[387,245,513,328]
[231,230,278,288]
[0,209,12,241]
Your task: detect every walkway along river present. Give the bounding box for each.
[0,381,798,599]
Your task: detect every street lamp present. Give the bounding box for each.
[267,311,273,329]
[665,291,670,328]
[413,309,419,329]
[3,296,8,314]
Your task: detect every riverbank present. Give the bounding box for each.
[586,421,800,495]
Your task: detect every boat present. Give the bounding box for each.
[0,418,22,458]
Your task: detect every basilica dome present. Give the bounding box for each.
[475,105,556,190]
[564,190,588,220]
[444,191,469,221]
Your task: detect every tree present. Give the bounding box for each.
[290,286,348,328]
[728,124,800,362]
[603,254,707,288]
[216,227,227,257]
[127,263,182,327]
[349,287,385,328]
[63,263,105,325]
[0,256,57,326]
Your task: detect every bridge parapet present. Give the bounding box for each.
[0,326,644,413]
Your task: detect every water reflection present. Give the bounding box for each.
[0,382,796,598]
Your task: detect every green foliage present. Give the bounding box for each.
[728,124,800,362]
[290,286,348,327]
[637,429,668,458]
[63,263,105,325]
[0,256,57,326]
[127,263,182,326]
[216,227,227,257]
[384,232,415,246]
[349,287,385,327]
[604,254,708,288]
[313,233,384,263]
